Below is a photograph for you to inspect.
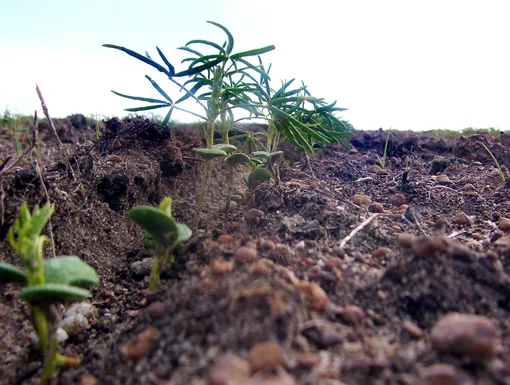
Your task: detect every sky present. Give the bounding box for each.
[1,0,509,131]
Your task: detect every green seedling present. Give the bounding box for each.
[127,197,191,291]
[0,202,99,385]
[376,128,391,169]
[224,152,251,209]
[480,142,506,182]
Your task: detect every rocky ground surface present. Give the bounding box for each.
[0,116,509,385]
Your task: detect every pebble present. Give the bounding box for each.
[245,209,263,226]
[227,201,238,211]
[294,281,328,311]
[295,351,320,368]
[412,236,449,258]
[397,233,415,248]
[147,301,166,320]
[499,217,510,231]
[389,194,407,207]
[368,202,384,213]
[325,257,343,270]
[436,174,453,185]
[261,239,276,251]
[402,320,424,339]
[119,326,160,360]
[419,363,458,385]
[349,148,358,154]
[494,235,510,248]
[208,354,251,385]
[461,183,476,191]
[430,313,498,357]
[301,324,343,349]
[130,258,153,276]
[367,165,382,173]
[371,247,394,259]
[60,313,90,337]
[451,211,474,226]
[248,341,285,373]
[331,246,345,258]
[377,169,390,175]
[217,234,234,244]
[233,247,258,263]
[210,259,234,275]
[79,375,98,385]
[351,194,371,206]
[339,305,365,326]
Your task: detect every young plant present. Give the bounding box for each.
[480,142,506,183]
[376,128,391,169]
[0,202,99,385]
[127,197,191,291]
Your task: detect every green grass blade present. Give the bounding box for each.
[156,46,175,76]
[145,76,173,103]
[230,45,275,60]
[175,57,224,77]
[111,90,168,104]
[186,39,226,54]
[125,104,170,112]
[207,21,234,54]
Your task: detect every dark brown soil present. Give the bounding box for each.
[0,116,509,385]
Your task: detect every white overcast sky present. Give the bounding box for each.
[1,0,509,131]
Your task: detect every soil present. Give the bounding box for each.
[0,116,509,385]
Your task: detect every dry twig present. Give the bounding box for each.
[339,213,379,249]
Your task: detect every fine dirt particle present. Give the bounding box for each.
[368,202,384,213]
[294,281,328,311]
[118,326,160,361]
[233,247,258,263]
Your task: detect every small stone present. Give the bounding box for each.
[389,194,407,207]
[368,202,384,213]
[248,341,285,373]
[227,201,238,211]
[119,326,160,361]
[352,194,371,206]
[461,183,476,191]
[325,257,343,270]
[367,165,382,173]
[430,313,498,357]
[451,211,474,226]
[339,305,365,326]
[402,320,424,339]
[217,234,234,244]
[419,363,458,385]
[412,236,449,258]
[376,169,390,175]
[301,324,343,349]
[294,281,328,311]
[296,351,320,369]
[494,235,510,248]
[233,247,258,263]
[397,233,415,248]
[79,375,98,385]
[208,354,250,385]
[499,217,510,231]
[130,258,153,276]
[349,148,358,154]
[210,259,234,275]
[240,235,252,246]
[147,301,166,320]
[245,209,263,226]
[331,246,345,258]
[436,174,453,185]
[371,247,394,259]
[261,239,276,251]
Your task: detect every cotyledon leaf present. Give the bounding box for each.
[20,283,90,304]
[0,262,27,284]
[43,256,99,288]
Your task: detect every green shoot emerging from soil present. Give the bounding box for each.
[480,142,507,183]
[0,202,99,385]
[377,128,391,169]
[127,197,191,291]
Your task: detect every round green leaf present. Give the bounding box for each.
[242,172,250,185]
[0,262,27,284]
[252,151,270,162]
[248,167,272,188]
[196,148,227,159]
[44,256,99,288]
[226,153,250,167]
[20,284,90,304]
[212,143,237,154]
[175,223,192,243]
[127,206,179,246]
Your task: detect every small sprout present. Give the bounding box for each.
[225,153,251,168]
[246,167,272,189]
[127,197,191,291]
[0,202,99,385]
[230,194,243,202]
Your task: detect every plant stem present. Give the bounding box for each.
[150,245,169,291]
[193,159,213,231]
